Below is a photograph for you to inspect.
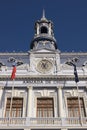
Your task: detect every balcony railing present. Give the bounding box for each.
[0,117,86,127]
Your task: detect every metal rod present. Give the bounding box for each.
[73,65,82,125]
[65,59,82,125]
[9,79,14,117]
[76,82,82,125]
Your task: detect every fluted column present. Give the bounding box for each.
[57,86,63,117]
[27,86,33,117]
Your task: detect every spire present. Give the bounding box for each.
[42,9,45,19]
[41,9,47,21]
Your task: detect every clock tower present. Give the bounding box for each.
[30,10,57,50]
[29,10,60,74]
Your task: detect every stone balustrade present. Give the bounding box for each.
[0,117,86,127]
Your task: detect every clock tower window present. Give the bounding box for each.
[40,26,48,34]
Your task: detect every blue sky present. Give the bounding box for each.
[0,0,87,52]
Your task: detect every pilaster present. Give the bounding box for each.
[57,86,63,117]
[0,87,4,117]
[27,86,33,117]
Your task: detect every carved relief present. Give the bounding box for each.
[64,89,85,97]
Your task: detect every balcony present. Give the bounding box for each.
[0,117,86,128]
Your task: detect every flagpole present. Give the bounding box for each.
[9,62,16,117]
[65,59,82,125]
[9,79,14,117]
[74,65,82,125]
[76,81,82,125]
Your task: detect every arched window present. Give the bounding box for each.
[40,26,48,34]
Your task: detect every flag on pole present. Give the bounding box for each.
[11,63,16,80]
[74,65,79,83]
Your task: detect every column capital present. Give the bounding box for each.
[56,86,63,89]
[27,86,33,89]
[24,129,31,130]
[61,129,67,130]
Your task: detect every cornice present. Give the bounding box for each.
[0,75,87,80]
[0,52,28,56]
[61,52,87,56]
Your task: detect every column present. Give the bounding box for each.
[57,86,63,117]
[27,86,33,117]
[0,87,4,117]
[0,87,3,103]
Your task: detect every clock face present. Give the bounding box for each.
[37,59,53,73]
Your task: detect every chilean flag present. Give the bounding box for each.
[11,63,16,80]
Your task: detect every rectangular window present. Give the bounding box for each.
[37,98,54,117]
[67,97,86,117]
[5,98,23,117]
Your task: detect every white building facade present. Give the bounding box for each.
[0,12,86,130]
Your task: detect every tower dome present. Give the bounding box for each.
[30,11,57,50]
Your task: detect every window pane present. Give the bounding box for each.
[37,98,54,117]
[5,98,23,117]
[67,97,86,117]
